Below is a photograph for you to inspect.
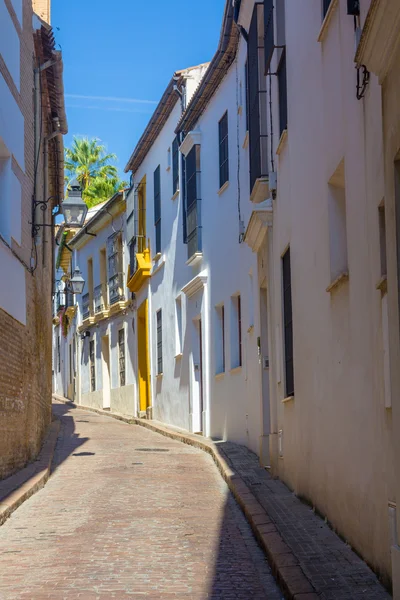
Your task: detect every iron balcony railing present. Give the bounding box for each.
[186,200,202,262]
[82,292,90,320]
[109,272,125,305]
[94,283,108,314]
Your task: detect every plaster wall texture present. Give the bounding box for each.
[245,0,393,582]
[0,0,52,480]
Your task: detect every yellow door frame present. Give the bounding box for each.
[138,298,151,412]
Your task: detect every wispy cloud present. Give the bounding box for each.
[65,93,158,105]
[66,103,154,114]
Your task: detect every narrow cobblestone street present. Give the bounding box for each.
[0,403,283,599]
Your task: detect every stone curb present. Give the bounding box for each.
[0,419,60,527]
[54,395,318,599]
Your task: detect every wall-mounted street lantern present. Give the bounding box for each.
[61,179,88,228]
[69,266,85,295]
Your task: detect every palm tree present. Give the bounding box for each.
[65,137,126,207]
[84,176,128,208]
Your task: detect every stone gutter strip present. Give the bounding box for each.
[0,419,60,526]
[52,396,317,599]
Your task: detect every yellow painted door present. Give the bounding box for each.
[138,299,150,412]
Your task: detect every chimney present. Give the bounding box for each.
[32,0,51,24]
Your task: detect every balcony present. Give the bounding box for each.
[94,283,109,321]
[127,240,152,293]
[65,290,76,319]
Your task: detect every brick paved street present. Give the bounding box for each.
[0,403,283,599]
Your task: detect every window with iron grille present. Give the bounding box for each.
[182,152,187,243]
[264,0,274,72]
[277,50,287,136]
[230,295,242,369]
[108,233,124,305]
[90,340,96,392]
[172,136,179,195]
[82,293,90,320]
[215,304,225,374]
[118,328,126,387]
[248,4,269,192]
[282,248,294,397]
[322,0,332,18]
[185,144,202,260]
[156,310,163,375]
[219,112,229,189]
[154,165,161,255]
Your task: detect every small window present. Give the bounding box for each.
[277,50,288,136]
[118,329,126,387]
[172,136,179,195]
[218,112,229,189]
[215,305,225,374]
[379,204,387,277]
[90,340,96,392]
[282,248,294,397]
[156,309,163,375]
[175,296,183,356]
[231,295,242,369]
[154,165,161,255]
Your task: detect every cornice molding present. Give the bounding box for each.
[181,271,208,298]
[180,130,202,157]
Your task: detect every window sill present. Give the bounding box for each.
[166,165,171,172]
[317,0,338,43]
[174,352,183,360]
[282,395,294,404]
[247,324,254,334]
[276,129,288,156]
[326,271,349,293]
[152,258,165,276]
[156,372,163,379]
[186,252,203,267]
[243,131,249,150]
[376,275,387,295]
[153,252,162,263]
[215,372,225,381]
[230,366,242,375]
[218,181,229,196]
[171,189,180,201]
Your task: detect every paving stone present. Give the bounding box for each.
[217,442,391,600]
[0,403,283,599]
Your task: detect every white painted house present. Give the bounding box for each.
[53,192,136,415]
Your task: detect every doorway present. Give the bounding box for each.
[191,317,204,434]
[259,286,271,466]
[138,299,151,414]
[101,335,111,409]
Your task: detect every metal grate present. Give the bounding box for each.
[89,340,96,392]
[82,293,90,320]
[185,145,202,260]
[118,328,126,387]
[156,309,163,375]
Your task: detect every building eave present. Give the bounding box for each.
[175,0,239,136]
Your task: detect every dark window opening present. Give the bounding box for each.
[90,340,96,392]
[277,50,288,136]
[154,165,161,255]
[264,0,274,72]
[323,0,332,18]
[172,136,179,195]
[156,310,163,375]
[219,112,229,188]
[238,295,242,367]
[185,144,202,260]
[282,248,294,397]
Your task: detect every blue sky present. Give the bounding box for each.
[52,0,225,179]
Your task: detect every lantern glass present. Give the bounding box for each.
[70,267,85,295]
[61,179,88,227]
